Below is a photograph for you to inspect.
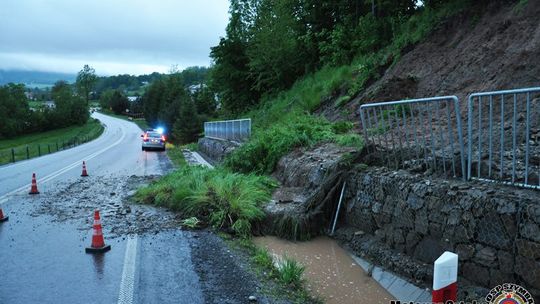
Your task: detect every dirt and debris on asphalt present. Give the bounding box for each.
[30,175,180,238]
[15,175,300,304]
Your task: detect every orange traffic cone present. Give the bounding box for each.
[29,173,40,194]
[0,208,8,222]
[81,161,89,177]
[85,210,111,253]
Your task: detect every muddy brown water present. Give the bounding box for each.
[254,236,394,304]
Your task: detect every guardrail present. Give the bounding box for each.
[204,118,251,142]
[0,135,92,165]
[467,87,540,188]
[360,96,466,179]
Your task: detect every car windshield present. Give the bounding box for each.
[147,132,161,138]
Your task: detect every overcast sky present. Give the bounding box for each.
[0,0,230,76]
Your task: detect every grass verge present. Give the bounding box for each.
[165,143,187,167]
[135,165,277,237]
[0,118,104,165]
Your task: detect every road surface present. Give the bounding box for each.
[0,113,204,304]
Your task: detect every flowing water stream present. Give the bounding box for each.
[254,236,394,304]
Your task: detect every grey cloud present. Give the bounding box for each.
[0,0,229,75]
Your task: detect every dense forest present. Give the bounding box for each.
[208,0,500,114]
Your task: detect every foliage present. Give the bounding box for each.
[220,62,361,175]
[165,143,188,167]
[135,166,276,237]
[208,0,425,114]
[75,64,98,105]
[140,71,215,144]
[0,81,89,139]
[0,83,30,138]
[277,257,305,288]
[109,91,129,115]
[224,115,327,174]
[252,247,274,269]
[181,217,201,229]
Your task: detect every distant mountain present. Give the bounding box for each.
[0,70,76,87]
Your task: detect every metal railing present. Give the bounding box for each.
[467,87,540,188]
[0,135,92,166]
[360,96,466,179]
[204,118,251,142]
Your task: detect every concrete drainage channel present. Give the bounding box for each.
[185,149,430,303]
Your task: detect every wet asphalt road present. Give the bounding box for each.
[0,114,203,304]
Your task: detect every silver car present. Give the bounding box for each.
[141,131,166,151]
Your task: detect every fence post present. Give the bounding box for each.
[48,144,51,154]
[26,145,29,159]
[11,148,15,163]
[38,145,41,157]
[56,141,59,151]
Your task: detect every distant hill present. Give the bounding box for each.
[0,70,76,87]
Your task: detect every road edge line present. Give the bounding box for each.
[118,235,138,304]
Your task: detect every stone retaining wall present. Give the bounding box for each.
[341,166,540,299]
[197,137,240,164]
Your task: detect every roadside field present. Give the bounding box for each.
[0,118,104,165]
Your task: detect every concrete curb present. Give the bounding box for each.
[349,253,432,302]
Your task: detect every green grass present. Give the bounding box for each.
[135,165,277,237]
[181,142,198,151]
[253,247,275,269]
[181,216,201,229]
[0,118,104,165]
[277,257,305,288]
[224,115,362,174]
[225,237,322,303]
[165,143,187,167]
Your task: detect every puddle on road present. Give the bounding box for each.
[254,236,393,304]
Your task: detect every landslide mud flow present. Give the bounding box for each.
[30,175,181,237]
[1,175,280,304]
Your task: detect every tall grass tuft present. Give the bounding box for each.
[135,166,276,237]
[277,257,305,288]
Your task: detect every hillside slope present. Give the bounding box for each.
[314,1,540,122]
[355,1,539,108]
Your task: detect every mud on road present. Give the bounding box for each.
[14,175,293,304]
[31,175,180,237]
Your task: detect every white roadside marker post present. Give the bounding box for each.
[432,251,458,303]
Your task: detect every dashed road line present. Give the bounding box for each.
[118,235,138,304]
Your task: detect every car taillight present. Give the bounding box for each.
[161,135,166,142]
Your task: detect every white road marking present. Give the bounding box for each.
[0,122,127,205]
[118,235,138,304]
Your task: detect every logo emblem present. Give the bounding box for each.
[486,283,534,304]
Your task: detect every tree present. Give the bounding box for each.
[0,83,30,138]
[76,64,98,106]
[109,91,129,115]
[173,99,202,144]
[52,81,88,127]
